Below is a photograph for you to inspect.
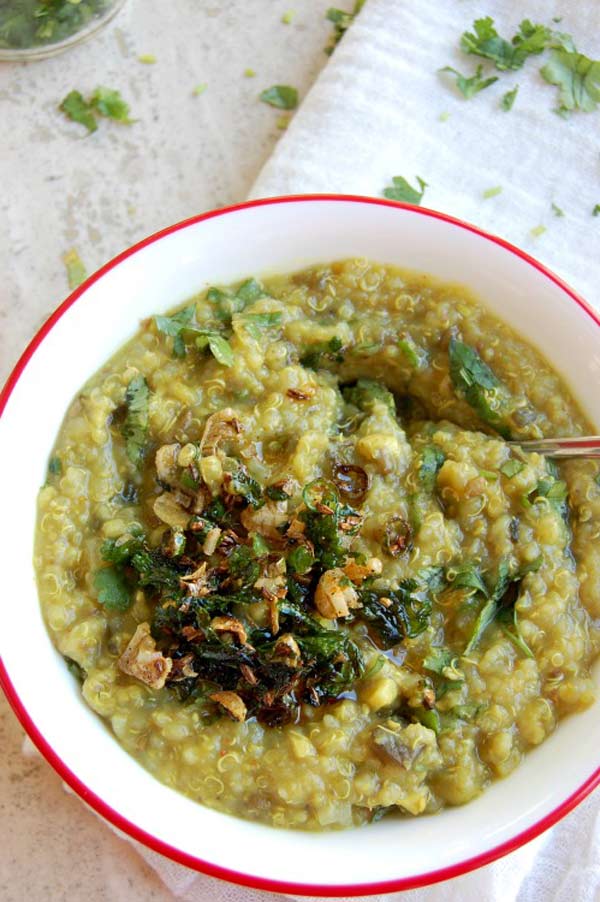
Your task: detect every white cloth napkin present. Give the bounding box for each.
[251,0,600,310]
[47,0,600,898]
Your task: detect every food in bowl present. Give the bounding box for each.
[35,259,600,830]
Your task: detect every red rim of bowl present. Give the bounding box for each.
[1,193,599,896]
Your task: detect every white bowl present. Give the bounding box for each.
[1,195,599,895]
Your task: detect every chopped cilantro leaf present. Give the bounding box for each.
[93,566,131,611]
[460,17,550,71]
[154,306,195,357]
[59,86,133,132]
[236,278,264,303]
[325,1,364,55]
[551,202,565,217]
[530,225,547,238]
[63,248,87,289]
[448,338,513,438]
[260,85,298,110]
[441,65,498,99]
[239,312,283,339]
[593,205,600,217]
[196,331,234,367]
[383,175,427,205]
[501,85,519,110]
[90,87,132,123]
[59,90,97,133]
[483,186,503,199]
[541,50,600,113]
[121,374,150,467]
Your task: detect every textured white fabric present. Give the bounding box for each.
[44,0,600,897]
[251,0,600,311]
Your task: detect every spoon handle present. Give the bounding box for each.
[509,436,600,459]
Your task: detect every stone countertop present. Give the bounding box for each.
[0,2,329,897]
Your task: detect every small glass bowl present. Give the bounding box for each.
[0,0,127,62]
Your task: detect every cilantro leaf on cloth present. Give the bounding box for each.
[501,85,519,110]
[325,1,365,55]
[383,175,427,205]
[540,49,600,113]
[440,65,498,99]
[260,85,298,109]
[460,17,550,71]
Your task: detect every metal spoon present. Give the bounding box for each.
[509,436,600,459]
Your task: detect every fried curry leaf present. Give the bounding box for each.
[383,175,428,205]
[440,65,498,99]
[93,565,132,611]
[358,580,432,649]
[449,338,513,438]
[540,49,600,113]
[121,375,150,467]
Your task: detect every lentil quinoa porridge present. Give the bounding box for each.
[35,259,600,830]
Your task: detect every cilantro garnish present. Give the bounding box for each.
[59,86,133,133]
[63,248,87,289]
[260,85,298,110]
[0,0,111,49]
[325,1,364,55]
[541,49,600,113]
[551,202,565,217]
[238,312,283,339]
[383,176,428,205]
[594,205,600,217]
[448,338,513,438]
[121,374,150,467]
[440,65,498,99]
[93,566,132,611]
[501,85,519,110]
[460,17,551,71]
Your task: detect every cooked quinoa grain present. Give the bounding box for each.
[35,260,600,830]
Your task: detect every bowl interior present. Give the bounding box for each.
[1,197,599,893]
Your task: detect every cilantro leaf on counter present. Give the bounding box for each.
[440,65,498,99]
[59,90,98,133]
[594,205,600,217]
[541,49,600,113]
[121,374,150,467]
[63,248,87,289]
[59,86,133,132]
[501,85,519,109]
[551,202,565,217]
[259,85,298,109]
[383,175,428,205]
